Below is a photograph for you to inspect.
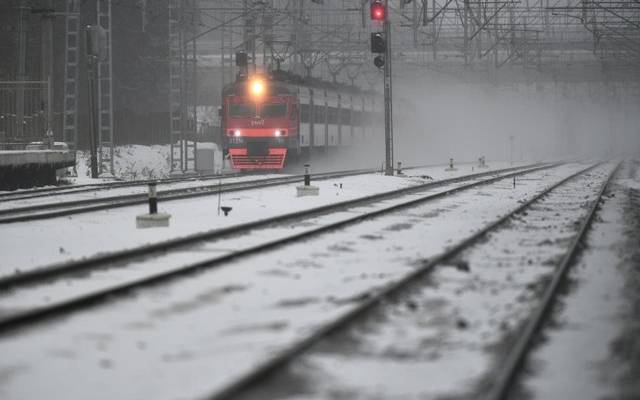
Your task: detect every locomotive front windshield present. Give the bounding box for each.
[227,102,288,119]
[228,104,257,118]
[260,104,287,118]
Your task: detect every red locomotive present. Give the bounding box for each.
[221,75,300,170]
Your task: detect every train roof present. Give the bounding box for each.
[222,70,376,98]
[222,79,292,97]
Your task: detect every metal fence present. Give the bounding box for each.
[0,80,51,147]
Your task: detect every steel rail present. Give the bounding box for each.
[0,171,242,202]
[0,163,436,203]
[483,161,621,400]
[0,168,384,224]
[0,163,554,334]
[203,162,606,400]
[0,162,444,204]
[0,163,542,289]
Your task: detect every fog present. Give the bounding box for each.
[391,71,640,166]
[2,0,638,175]
[309,65,640,175]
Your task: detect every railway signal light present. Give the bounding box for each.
[371,31,386,67]
[373,55,385,68]
[370,0,385,21]
[235,51,248,67]
[371,32,385,53]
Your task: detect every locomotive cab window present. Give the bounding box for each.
[260,104,287,118]
[228,104,256,118]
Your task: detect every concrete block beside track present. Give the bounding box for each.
[0,150,76,190]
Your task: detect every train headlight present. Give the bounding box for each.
[274,130,282,137]
[249,78,265,98]
[234,129,242,137]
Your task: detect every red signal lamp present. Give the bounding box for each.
[370,0,385,21]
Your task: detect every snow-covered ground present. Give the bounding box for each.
[0,144,220,194]
[0,161,521,277]
[0,162,595,400]
[0,163,547,319]
[1,158,637,400]
[0,171,282,211]
[258,162,616,400]
[520,160,640,399]
[71,144,223,183]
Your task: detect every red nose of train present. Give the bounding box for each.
[228,147,287,170]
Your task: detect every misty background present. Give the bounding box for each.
[0,0,638,167]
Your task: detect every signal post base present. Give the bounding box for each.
[136,213,171,228]
[296,185,319,197]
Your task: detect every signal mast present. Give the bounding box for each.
[370,0,393,176]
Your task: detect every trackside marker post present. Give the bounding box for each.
[217,178,222,216]
[478,156,489,168]
[149,182,158,214]
[396,161,405,176]
[304,164,311,186]
[136,182,171,228]
[297,164,319,196]
[445,158,457,171]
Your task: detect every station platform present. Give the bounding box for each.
[0,145,76,190]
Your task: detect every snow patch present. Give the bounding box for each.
[70,144,222,183]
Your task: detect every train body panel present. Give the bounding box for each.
[221,74,379,171]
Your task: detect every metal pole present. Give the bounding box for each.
[510,135,514,165]
[180,10,187,173]
[412,0,418,46]
[194,32,198,170]
[87,56,99,178]
[324,91,328,156]
[221,12,226,89]
[39,4,54,146]
[62,0,80,150]
[432,0,437,61]
[103,0,115,175]
[243,0,248,57]
[383,0,394,176]
[494,0,498,67]
[46,0,54,146]
[148,182,158,214]
[296,0,304,74]
[16,1,27,141]
[47,75,53,147]
[337,94,342,146]
[463,0,469,66]
[309,88,315,159]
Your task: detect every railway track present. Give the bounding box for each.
[0,161,618,400]
[0,171,241,203]
[0,161,439,204]
[194,161,617,400]
[0,167,384,224]
[0,162,553,334]
[483,161,621,400]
